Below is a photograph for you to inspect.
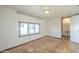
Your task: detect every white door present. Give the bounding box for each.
[70,15,79,43]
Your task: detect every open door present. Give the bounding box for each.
[70,15,79,43]
[61,17,70,40]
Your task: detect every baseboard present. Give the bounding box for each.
[0,36,48,53]
[47,36,61,39]
[70,40,79,44]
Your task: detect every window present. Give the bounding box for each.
[19,22,40,37]
[29,24,35,34]
[19,22,28,37]
[35,24,40,33]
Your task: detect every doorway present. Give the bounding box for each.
[61,17,70,40]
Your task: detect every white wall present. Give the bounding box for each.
[47,17,61,38]
[0,7,47,51]
[70,15,79,43]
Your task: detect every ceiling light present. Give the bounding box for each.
[43,8,50,14]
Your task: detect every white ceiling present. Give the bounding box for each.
[1,5,79,19]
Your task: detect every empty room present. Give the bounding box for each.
[0,5,79,53]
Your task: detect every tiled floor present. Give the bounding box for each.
[3,36,79,53]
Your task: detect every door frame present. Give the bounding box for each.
[61,17,70,39]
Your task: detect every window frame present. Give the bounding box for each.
[19,21,40,37]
